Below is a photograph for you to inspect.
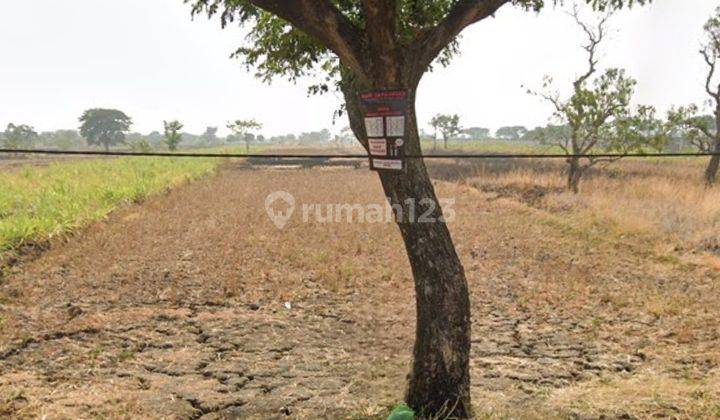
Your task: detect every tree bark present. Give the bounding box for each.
[706,118,720,185]
[343,81,472,417]
[705,148,720,186]
[567,157,581,194]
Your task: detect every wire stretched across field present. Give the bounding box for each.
[2,148,720,159]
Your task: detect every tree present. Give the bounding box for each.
[129,138,153,153]
[430,114,462,149]
[299,128,332,143]
[667,7,720,185]
[201,126,220,145]
[463,126,490,140]
[3,123,38,149]
[163,120,184,151]
[227,119,262,153]
[529,7,662,193]
[524,123,570,143]
[188,0,650,415]
[79,109,132,151]
[44,129,83,150]
[495,125,528,140]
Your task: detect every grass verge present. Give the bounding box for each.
[0,157,218,262]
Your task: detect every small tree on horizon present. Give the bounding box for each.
[44,129,83,150]
[430,114,462,149]
[463,126,491,140]
[667,7,720,186]
[495,125,528,140]
[163,120,184,151]
[3,123,38,150]
[528,7,664,193]
[79,108,132,151]
[227,119,263,153]
[201,126,220,145]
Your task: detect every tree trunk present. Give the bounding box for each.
[705,155,720,186]
[343,82,472,417]
[246,141,250,154]
[567,157,581,194]
[706,137,720,186]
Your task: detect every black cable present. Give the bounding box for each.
[1,148,720,159]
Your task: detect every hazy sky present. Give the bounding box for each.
[0,1,718,136]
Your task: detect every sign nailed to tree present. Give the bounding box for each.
[359,90,408,172]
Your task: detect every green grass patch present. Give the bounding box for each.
[0,157,218,253]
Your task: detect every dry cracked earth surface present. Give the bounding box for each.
[1,162,719,419]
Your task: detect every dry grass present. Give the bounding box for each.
[434,158,720,252]
[547,371,720,418]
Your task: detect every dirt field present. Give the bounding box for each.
[1,161,719,419]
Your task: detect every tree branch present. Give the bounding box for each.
[410,0,510,81]
[588,155,624,167]
[696,122,715,141]
[690,137,713,152]
[701,46,720,101]
[248,0,370,83]
[537,90,564,114]
[571,5,611,89]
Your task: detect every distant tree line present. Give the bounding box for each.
[1,109,343,153]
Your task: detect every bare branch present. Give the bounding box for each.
[570,5,611,89]
[579,134,599,155]
[410,0,510,81]
[558,142,570,154]
[541,91,564,114]
[701,46,720,100]
[588,155,624,167]
[249,0,370,83]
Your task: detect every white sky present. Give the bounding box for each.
[0,0,717,136]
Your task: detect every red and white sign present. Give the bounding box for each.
[359,89,408,173]
[371,159,403,171]
[368,138,387,156]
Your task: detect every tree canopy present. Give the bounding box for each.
[430,113,462,148]
[188,0,650,89]
[463,126,490,139]
[163,120,185,151]
[3,123,38,149]
[495,125,528,140]
[79,109,132,151]
[227,119,263,152]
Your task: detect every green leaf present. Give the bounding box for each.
[387,404,415,420]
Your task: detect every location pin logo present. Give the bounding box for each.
[265,191,295,229]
